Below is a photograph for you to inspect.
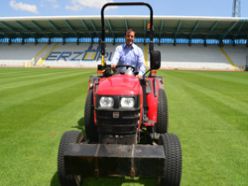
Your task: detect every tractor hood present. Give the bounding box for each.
[97,74,141,96]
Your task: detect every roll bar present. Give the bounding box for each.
[100,2,154,66]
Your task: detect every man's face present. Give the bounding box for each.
[125,31,135,45]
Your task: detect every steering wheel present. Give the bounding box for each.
[115,64,136,73]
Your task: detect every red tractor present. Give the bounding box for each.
[58,2,182,186]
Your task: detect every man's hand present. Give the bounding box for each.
[136,74,143,79]
[111,64,116,70]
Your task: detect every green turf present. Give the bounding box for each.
[0,68,247,186]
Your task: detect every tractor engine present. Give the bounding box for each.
[94,74,143,144]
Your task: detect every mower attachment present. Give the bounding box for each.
[64,143,165,177]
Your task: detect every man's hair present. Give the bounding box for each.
[126,28,135,35]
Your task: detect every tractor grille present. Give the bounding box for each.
[96,109,140,135]
[95,95,140,136]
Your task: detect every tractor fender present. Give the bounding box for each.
[145,77,164,126]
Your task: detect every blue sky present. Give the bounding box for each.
[0,0,247,17]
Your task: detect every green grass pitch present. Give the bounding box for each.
[0,68,247,186]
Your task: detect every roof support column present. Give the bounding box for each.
[91,37,93,46]
[219,39,224,47]
[8,38,12,45]
[173,38,176,46]
[63,37,65,45]
[188,38,192,47]
[204,39,207,47]
[232,38,235,47]
[77,37,79,45]
[113,37,116,45]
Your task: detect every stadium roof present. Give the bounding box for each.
[0,16,248,40]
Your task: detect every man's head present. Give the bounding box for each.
[125,28,135,46]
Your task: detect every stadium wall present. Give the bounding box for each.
[0,44,247,71]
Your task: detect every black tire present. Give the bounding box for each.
[84,89,98,142]
[159,133,182,186]
[58,131,82,186]
[156,89,168,133]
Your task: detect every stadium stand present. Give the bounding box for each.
[157,45,246,70]
[0,43,246,70]
[0,16,247,71]
[0,44,43,67]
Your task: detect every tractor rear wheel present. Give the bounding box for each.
[156,89,168,133]
[84,89,98,142]
[58,131,82,186]
[159,133,182,186]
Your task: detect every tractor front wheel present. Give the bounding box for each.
[158,133,182,186]
[58,131,82,186]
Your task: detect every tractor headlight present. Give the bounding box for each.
[120,97,135,108]
[99,96,114,108]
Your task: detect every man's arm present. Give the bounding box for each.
[137,48,146,77]
[110,45,121,68]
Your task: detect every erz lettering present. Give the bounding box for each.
[47,51,85,61]
[46,46,113,62]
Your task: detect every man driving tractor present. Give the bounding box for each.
[111,28,146,79]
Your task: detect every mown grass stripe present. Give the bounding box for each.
[191,71,248,87]
[0,68,79,84]
[170,72,248,116]
[0,69,89,89]
[0,72,91,113]
[0,69,40,78]
[0,70,92,96]
[168,71,248,102]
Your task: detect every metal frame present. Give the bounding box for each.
[100,2,154,59]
